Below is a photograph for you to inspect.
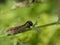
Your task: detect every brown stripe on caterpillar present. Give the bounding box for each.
[6,21,33,35]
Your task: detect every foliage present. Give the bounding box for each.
[0,0,60,45]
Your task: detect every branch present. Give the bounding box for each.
[36,22,58,28]
[31,21,59,31]
[0,21,59,38]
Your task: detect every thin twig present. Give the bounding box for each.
[0,21,59,38]
[36,22,58,28]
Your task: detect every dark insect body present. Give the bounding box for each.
[6,21,33,35]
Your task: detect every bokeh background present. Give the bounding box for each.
[0,0,60,45]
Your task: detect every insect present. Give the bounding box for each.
[6,21,33,35]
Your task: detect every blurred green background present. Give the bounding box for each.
[0,0,60,45]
